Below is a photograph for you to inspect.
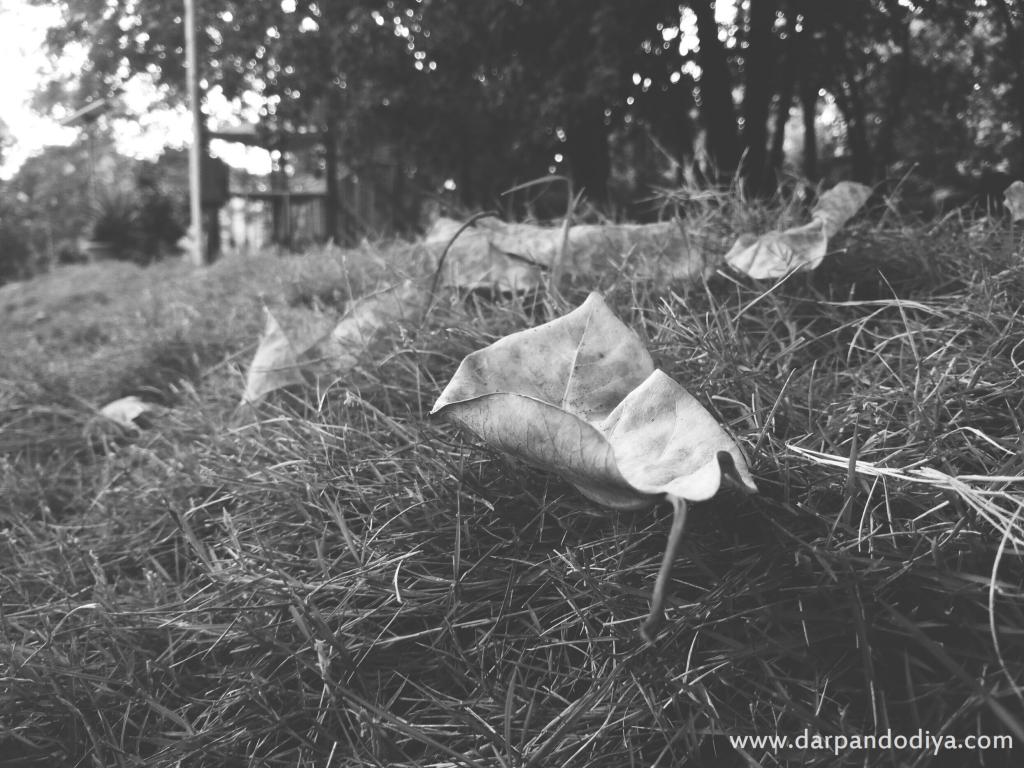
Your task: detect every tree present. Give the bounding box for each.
[34,0,688,215]
[0,193,33,284]
[31,0,1024,221]
[738,0,778,194]
[691,0,740,177]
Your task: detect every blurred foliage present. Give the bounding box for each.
[11,0,1024,229]
[0,134,188,283]
[89,190,141,258]
[88,175,186,265]
[0,198,33,284]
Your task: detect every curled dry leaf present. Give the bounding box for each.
[431,291,756,504]
[1004,180,1024,221]
[241,281,429,406]
[431,292,756,639]
[812,181,874,238]
[726,181,872,279]
[241,309,308,405]
[724,221,828,280]
[424,217,707,291]
[99,396,156,429]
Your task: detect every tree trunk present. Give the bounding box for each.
[692,0,739,178]
[323,116,339,244]
[740,0,778,195]
[989,0,1024,167]
[769,9,800,182]
[459,153,477,210]
[833,53,871,182]
[874,3,912,177]
[799,74,818,181]
[391,149,404,234]
[565,100,610,204]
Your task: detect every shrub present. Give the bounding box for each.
[0,217,33,285]
[90,191,142,261]
[55,238,84,264]
[135,181,186,263]
[89,186,185,264]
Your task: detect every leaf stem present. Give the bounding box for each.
[641,497,689,643]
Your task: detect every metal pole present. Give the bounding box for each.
[184,0,204,265]
[87,125,96,203]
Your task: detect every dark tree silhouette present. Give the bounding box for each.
[19,0,1024,230]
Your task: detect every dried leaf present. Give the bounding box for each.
[1005,180,1024,221]
[99,396,156,429]
[425,218,546,291]
[601,370,756,501]
[726,181,872,279]
[435,391,651,509]
[811,181,873,238]
[432,293,755,505]
[432,291,653,426]
[724,220,828,279]
[568,222,708,282]
[240,309,306,404]
[432,292,756,637]
[240,282,428,406]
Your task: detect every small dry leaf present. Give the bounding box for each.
[811,181,873,238]
[432,292,756,639]
[240,309,307,404]
[99,396,156,429]
[1004,180,1024,221]
[726,181,872,279]
[724,220,828,280]
[319,279,427,369]
[241,282,428,406]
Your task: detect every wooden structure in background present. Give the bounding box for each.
[58,98,114,203]
[208,126,411,251]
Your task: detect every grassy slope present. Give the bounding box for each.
[1,204,1023,767]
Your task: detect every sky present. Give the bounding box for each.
[0,0,267,180]
[0,0,79,178]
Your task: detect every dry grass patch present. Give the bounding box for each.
[2,202,1023,766]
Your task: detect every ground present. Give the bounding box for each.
[1,198,1023,767]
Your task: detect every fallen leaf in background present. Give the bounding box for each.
[240,309,308,405]
[812,181,874,237]
[99,396,156,429]
[424,218,548,292]
[432,292,756,638]
[424,217,707,291]
[319,279,427,370]
[1004,180,1024,221]
[723,221,828,280]
[240,282,428,406]
[726,181,872,279]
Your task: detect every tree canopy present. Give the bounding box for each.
[22,0,1024,221]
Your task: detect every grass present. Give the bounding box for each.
[1,195,1023,767]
